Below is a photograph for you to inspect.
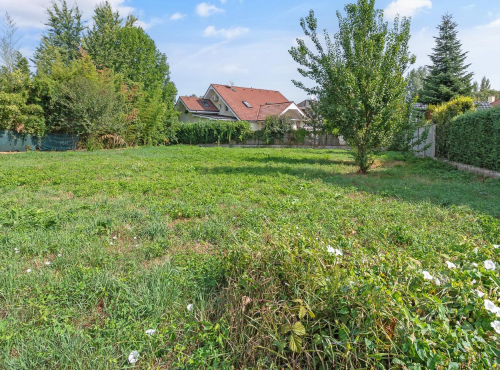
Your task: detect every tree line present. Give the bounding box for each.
[0,1,178,148]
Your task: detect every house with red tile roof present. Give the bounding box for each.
[492,97,500,107]
[176,84,306,131]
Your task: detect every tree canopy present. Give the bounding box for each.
[0,0,178,147]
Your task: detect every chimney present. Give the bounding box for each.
[488,96,496,104]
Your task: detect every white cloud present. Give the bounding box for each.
[384,0,432,19]
[170,12,186,21]
[463,4,476,10]
[196,2,224,17]
[461,18,500,88]
[1,0,135,29]
[217,63,249,74]
[220,0,227,4]
[203,26,249,40]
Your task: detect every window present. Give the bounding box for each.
[200,100,211,108]
[225,105,229,112]
[243,101,252,108]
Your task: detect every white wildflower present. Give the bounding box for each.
[475,289,485,298]
[45,261,51,266]
[112,236,117,240]
[145,329,156,336]
[471,280,477,284]
[495,245,500,249]
[187,304,194,312]
[134,237,137,240]
[445,261,457,269]
[434,277,441,286]
[422,271,433,281]
[57,254,62,257]
[484,260,496,270]
[327,246,343,256]
[473,247,479,253]
[110,242,113,245]
[472,263,478,268]
[491,321,500,334]
[26,269,32,273]
[14,248,19,254]
[128,350,139,364]
[485,300,500,314]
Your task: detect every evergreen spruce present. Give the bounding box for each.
[419,14,473,105]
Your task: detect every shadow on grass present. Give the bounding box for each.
[243,155,355,167]
[204,157,500,218]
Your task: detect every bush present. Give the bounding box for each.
[0,92,46,136]
[440,107,500,171]
[172,120,251,145]
[433,97,476,158]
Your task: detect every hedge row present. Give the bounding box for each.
[437,107,500,171]
[172,120,252,145]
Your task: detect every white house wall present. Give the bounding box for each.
[204,89,236,119]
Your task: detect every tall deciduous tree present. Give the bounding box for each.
[480,76,491,91]
[33,0,85,69]
[83,1,122,70]
[406,66,428,101]
[0,12,21,74]
[290,0,414,173]
[419,14,473,105]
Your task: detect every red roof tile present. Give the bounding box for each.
[256,102,294,121]
[492,98,500,107]
[179,96,219,112]
[210,84,291,121]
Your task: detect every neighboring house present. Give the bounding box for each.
[492,98,500,107]
[176,84,306,131]
[413,101,493,113]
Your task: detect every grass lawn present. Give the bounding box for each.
[1,146,500,369]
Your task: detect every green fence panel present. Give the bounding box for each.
[0,130,40,152]
[0,130,79,152]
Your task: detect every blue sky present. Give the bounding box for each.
[3,0,500,102]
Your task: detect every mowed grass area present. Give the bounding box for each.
[1,146,500,369]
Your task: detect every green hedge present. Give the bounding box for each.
[172,120,251,145]
[437,107,500,171]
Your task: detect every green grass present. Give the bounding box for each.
[1,147,499,369]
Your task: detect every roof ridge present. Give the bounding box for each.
[212,83,281,93]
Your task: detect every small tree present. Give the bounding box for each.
[290,0,415,173]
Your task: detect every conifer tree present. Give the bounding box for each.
[419,14,473,104]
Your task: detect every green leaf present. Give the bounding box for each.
[299,305,307,319]
[289,334,303,353]
[292,321,306,336]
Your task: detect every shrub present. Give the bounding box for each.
[0,92,46,136]
[262,115,294,144]
[440,107,500,171]
[172,120,251,145]
[433,97,476,158]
